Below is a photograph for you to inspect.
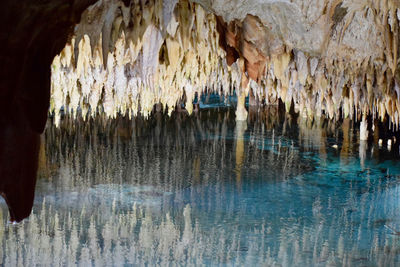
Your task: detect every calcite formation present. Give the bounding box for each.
[51,0,400,135]
[203,0,400,126]
[51,0,243,126]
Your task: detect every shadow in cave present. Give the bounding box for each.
[0,0,97,222]
[0,105,40,222]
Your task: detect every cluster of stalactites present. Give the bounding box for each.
[51,0,400,132]
[50,0,243,126]
[251,50,400,126]
[220,1,400,130]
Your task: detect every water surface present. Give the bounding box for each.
[1,106,400,266]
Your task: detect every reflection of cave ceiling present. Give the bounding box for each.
[51,0,400,130]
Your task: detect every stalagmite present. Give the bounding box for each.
[235,92,248,121]
[360,115,368,141]
[359,138,367,168]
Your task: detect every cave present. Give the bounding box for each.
[1,0,400,265]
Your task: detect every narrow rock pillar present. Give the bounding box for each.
[236,92,248,121]
[360,114,369,141]
[236,59,249,121]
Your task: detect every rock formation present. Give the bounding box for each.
[0,0,97,222]
[50,0,244,126]
[51,0,400,133]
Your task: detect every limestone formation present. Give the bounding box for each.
[50,0,400,133]
[51,0,242,126]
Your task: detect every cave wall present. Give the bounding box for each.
[0,0,97,222]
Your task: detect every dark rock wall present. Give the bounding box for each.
[0,0,96,222]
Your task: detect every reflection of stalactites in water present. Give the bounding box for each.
[235,121,247,188]
[37,134,50,179]
[44,107,341,195]
[297,116,332,165]
[5,107,400,265]
[318,119,328,163]
[359,141,367,169]
[3,195,400,265]
[193,156,201,184]
[340,118,351,164]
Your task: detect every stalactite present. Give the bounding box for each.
[50,0,242,126]
[50,0,400,135]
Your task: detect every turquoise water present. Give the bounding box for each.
[1,105,400,266]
